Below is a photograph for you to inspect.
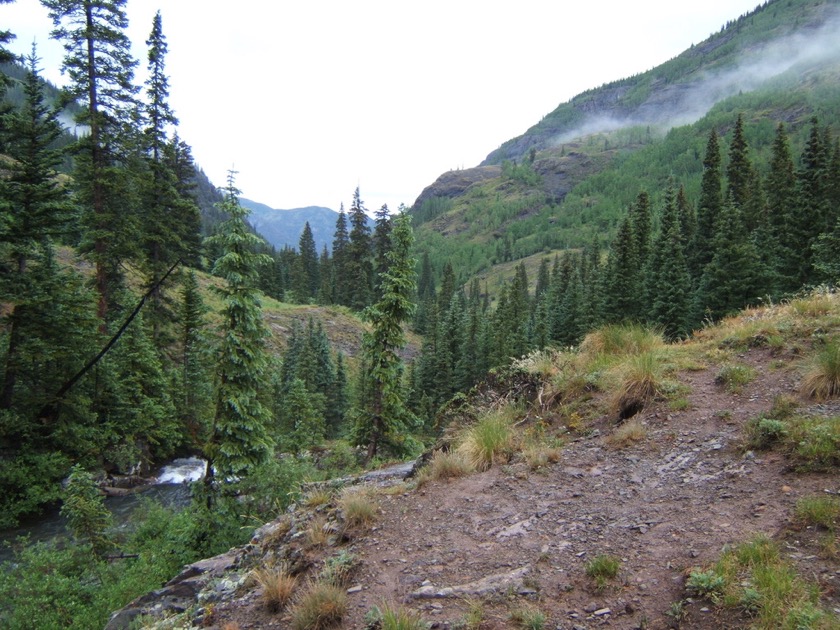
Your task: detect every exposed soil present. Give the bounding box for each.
[190,346,840,629]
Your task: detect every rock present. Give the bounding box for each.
[594,608,612,616]
[409,566,531,600]
[584,602,599,613]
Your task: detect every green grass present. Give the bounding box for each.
[364,603,429,630]
[691,534,835,629]
[795,495,840,532]
[509,604,546,630]
[585,554,621,590]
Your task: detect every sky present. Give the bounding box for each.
[3,0,763,213]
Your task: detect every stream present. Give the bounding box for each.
[0,457,207,563]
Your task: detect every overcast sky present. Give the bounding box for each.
[4,0,761,212]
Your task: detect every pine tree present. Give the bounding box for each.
[204,173,273,489]
[372,203,392,297]
[284,378,325,454]
[630,191,652,269]
[695,196,765,321]
[347,187,373,310]
[178,270,213,443]
[331,204,350,305]
[291,222,319,302]
[140,11,189,341]
[43,0,140,321]
[350,212,417,460]
[602,216,640,323]
[765,123,798,292]
[726,114,753,212]
[691,128,723,277]
[793,118,832,285]
[0,50,76,410]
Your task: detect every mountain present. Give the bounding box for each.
[410,0,840,287]
[238,199,340,252]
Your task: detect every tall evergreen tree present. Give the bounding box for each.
[43,0,140,321]
[725,114,753,211]
[372,203,392,296]
[0,49,75,410]
[691,128,723,277]
[602,216,640,323]
[347,187,373,310]
[177,270,213,443]
[331,204,350,305]
[204,173,273,490]
[350,212,417,460]
[291,222,319,302]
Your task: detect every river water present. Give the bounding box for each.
[0,457,207,563]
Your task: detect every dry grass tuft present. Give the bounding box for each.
[417,450,475,485]
[612,351,663,418]
[607,419,647,448]
[290,580,347,630]
[800,339,840,401]
[338,489,378,529]
[252,564,297,612]
[457,406,518,471]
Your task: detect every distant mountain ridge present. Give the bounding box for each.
[238,199,340,253]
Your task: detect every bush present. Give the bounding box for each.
[365,603,429,630]
[252,565,297,612]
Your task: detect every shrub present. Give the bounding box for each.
[800,339,840,400]
[319,551,358,588]
[745,417,788,449]
[787,416,840,470]
[707,535,833,627]
[613,351,663,418]
[290,581,347,630]
[580,323,664,357]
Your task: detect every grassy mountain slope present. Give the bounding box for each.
[411,0,840,287]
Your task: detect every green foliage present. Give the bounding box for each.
[205,173,274,485]
[697,534,835,628]
[351,213,419,460]
[795,495,840,532]
[60,464,112,555]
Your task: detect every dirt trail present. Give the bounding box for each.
[211,347,840,629]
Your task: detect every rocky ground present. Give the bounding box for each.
[179,345,838,630]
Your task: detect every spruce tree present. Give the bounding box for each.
[204,173,273,489]
[691,128,723,278]
[43,0,140,321]
[726,114,753,212]
[350,212,417,460]
[178,270,213,443]
[0,50,75,410]
[602,216,640,323]
[372,203,393,297]
[347,187,373,310]
[331,204,349,305]
[291,222,319,302]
